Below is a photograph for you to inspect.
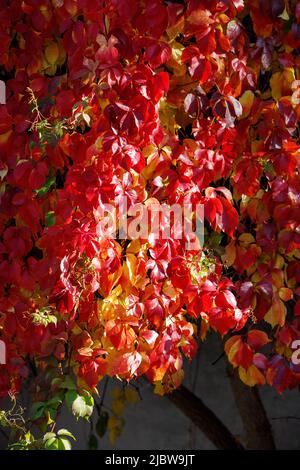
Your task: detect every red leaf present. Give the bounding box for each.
[110,352,142,377]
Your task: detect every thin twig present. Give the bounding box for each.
[211,351,225,366]
[96,377,109,415]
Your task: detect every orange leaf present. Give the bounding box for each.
[247,330,270,351]
[239,365,266,387]
[279,287,293,301]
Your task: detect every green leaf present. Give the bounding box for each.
[32,308,57,327]
[30,402,45,421]
[43,431,74,451]
[8,443,26,450]
[44,437,57,449]
[51,376,76,390]
[65,390,78,409]
[57,429,75,440]
[209,232,223,247]
[96,411,109,438]
[88,433,98,450]
[43,432,56,442]
[57,437,72,450]
[72,395,93,419]
[51,377,63,388]
[45,438,60,450]
[46,396,63,409]
[65,391,94,419]
[83,392,94,407]
[36,175,56,197]
[72,395,86,418]
[45,211,56,227]
[59,376,76,390]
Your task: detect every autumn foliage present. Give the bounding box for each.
[0,0,300,443]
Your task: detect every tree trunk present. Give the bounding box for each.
[226,366,276,450]
[168,385,244,450]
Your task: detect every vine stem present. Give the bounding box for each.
[96,377,109,415]
[167,385,244,450]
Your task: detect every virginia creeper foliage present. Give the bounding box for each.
[0,0,300,435]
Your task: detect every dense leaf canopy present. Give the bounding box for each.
[0,0,300,425]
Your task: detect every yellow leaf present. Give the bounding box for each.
[124,387,140,405]
[159,98,180,135]
[71,324,83,335]
[45,42,59,64]
[111,387,123,400]
[166,17,184,41]
[238,233,256,246]
[151,364,169,382]
[278,8,289,20]
[168,41,186,76]
[142,147,160,180]
[222,241,236,267]
[271,270,284,288]
[239,365,265,387]
[162,281,177,299]
[0,129,12,144]
[111,399,125,416]
[19,288,32,299]
[125,253,137,284]
[109,429,117,445]
[251,271,262,283]
[251,139,265,154]
[153,381,165,396]
[107,416,124,445]
[274,254,285,269]
[239,90,254,118]
[264,298,286,328]
[225,335,240,355]
[200,318,209,341]
[225,336,242,367]
[270,68,295,101]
